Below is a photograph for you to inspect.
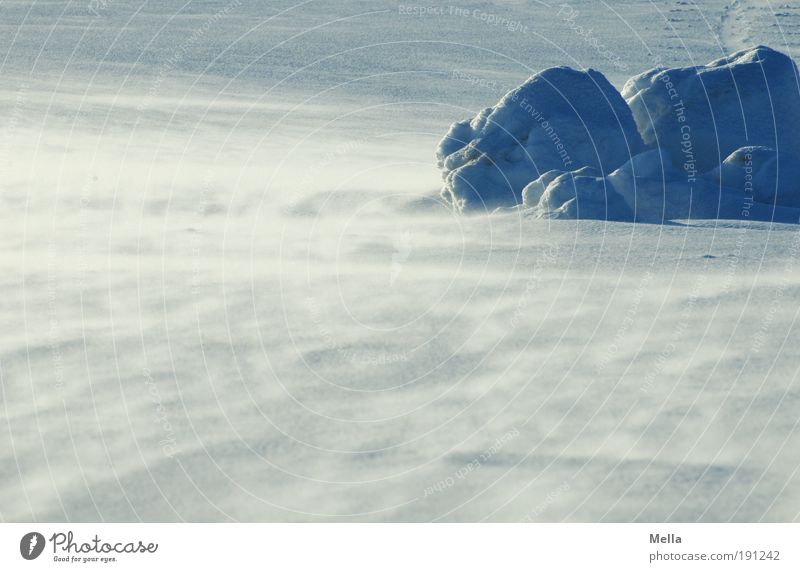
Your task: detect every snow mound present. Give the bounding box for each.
[623,45,800,173]
[606,149,741,223]
[521,166,633,221]
[709,146,800,208]
[436,66,644,211]
[443,46,800,223]
[523,146,800,224]
[518,151,730,223]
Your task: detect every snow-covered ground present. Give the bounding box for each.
[1,0,800,522]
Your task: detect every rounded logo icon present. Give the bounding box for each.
[20,532,45,560]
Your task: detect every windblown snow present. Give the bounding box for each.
[2,0,800,524]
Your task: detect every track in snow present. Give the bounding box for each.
[719,0,800,57]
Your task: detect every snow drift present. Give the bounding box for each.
[436,66,644,211]
[623,45,800,173]
[438,46,800,223]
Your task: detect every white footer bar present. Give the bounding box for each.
[1,523,797,571]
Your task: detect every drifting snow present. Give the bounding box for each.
[439,46,800,222]
[7,0,800,525]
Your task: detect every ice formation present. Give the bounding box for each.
[437,46,800,222]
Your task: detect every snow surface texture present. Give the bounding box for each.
[439,46,800,223]
[3,1,800,524]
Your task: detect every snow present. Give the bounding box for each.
[451,45,800,223]
[436,67,644,211]
[519,142,800,224]
[1,0,800,524]
[710,146,800,208]
[521,167,633,221]
[623,45,800,173]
